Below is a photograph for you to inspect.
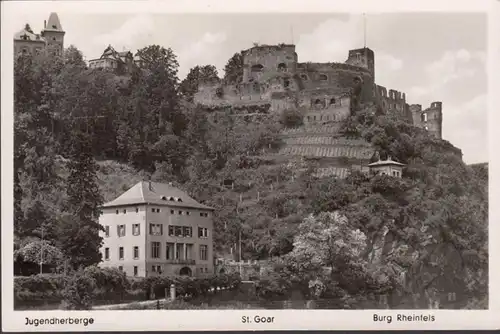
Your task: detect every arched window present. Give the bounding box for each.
[319,74,328,81]
[421,113,428,122]
[330,98,336,105]
[251,64,264,72]
[277,63,287,71]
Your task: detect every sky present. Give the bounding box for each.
[11,11,487,164]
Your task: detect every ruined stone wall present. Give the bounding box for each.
[376,85,412,122]
[411,102,443,139]
[242,44,298,83]
[295,62,374,104]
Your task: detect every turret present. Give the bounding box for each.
[346,47,375,81]
[41,12,65,56]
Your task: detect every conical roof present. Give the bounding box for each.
[44,12,63,32]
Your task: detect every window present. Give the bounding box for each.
[119,266,123,271]
[166,243,174,259]
[123,209,127,214]
[284,79,290,88]
[117,224,126,237]
[133,246,139,259]
[183,226,192,237]
[319,74,328,81]
[168,225,174,236]
[135,207,139,213]
[132,224,140,236]
[104,248,110,260]
[422,113,428,122]
[152,265,162,273]
[176,244,183,259]
[149,223,163,236]
[198,227,208,238]
[105,226,110,237]
[300,74,308,81]
[116,210,119,214]
[186,211,190,216]
[175,226,182,237]
[392,171,397,177]
[170,210,174,214]
[133,266,138,276]
[199,245,208,261]
[119,247,124,260]
[330,98,336,105]
[251,64,264,72]
[151,242,160,259]
[179,211,183,215]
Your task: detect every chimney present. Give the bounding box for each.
[44,20,46,28]
[148,176,152,191]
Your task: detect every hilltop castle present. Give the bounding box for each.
[193,44,443,178]
[14,13,65,57]
[194,43,442,140]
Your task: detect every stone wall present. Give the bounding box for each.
[376,85,412,122]
[242,44,298,83]
[411,102,443,139]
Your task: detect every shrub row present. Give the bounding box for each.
[134,272,242,299]
[14,268,242,309]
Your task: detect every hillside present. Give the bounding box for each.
[13,44,488,308]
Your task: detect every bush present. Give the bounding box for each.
[83,265,130,293]
[61,272,97,310]
[14,274,67,301]
[280,109,303,128]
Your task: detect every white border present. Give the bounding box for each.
[2,0,498,331]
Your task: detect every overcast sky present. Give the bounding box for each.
[10,11,487,164]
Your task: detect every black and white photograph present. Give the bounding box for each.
[1,0,496,331]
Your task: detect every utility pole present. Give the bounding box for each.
[40,224,44,274]
[239,229,242,276]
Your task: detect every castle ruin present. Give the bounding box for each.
[194,44,443,178]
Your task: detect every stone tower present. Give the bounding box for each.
[41,12,65,56]
[410,102,443,139]
[346,47,375,82]
[242,44,298,83]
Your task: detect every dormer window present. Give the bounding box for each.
[52,25,57,29]
[161,196,167,200]
[177,198,183,202]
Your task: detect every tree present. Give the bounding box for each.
[223,52,244,84]
[179,65,219,101]
[59,132,104,269]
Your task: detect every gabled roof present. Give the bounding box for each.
[14,28,45,42]
[44,12,64,32]
[368,157,405,167]
[102,181,214,210]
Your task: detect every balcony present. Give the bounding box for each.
[165,259,196,265]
